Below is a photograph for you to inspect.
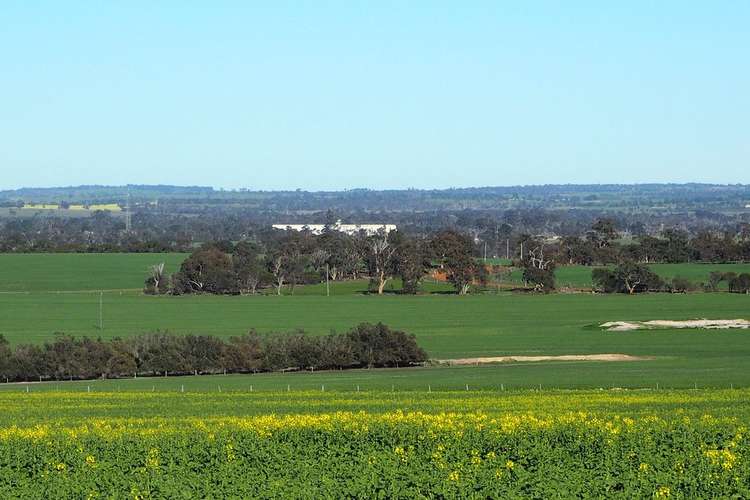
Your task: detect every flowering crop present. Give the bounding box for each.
[0,390,747,498]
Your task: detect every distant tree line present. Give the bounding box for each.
[2,200,749,261]
[147,229,486,296]
[589,263,750,294]
[0,323,428,382]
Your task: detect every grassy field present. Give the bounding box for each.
[0,253,748,390]
[0,253,186,292]
[0,292,748,389]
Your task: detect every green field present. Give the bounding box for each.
[0,253,748,390]
[1,291,748,389]
[0,253,187,292]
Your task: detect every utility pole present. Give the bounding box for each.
[520,242,524,260]
[125,190,132,233]
[506,239,510,260]
[483,241,487,263]
[325,264,330,297]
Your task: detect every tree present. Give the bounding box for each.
[171,247,236,294]
[431,230,484,295]
[394,237,430,294]
[345,322,427,368]
[144,262,168,295]
[728,273,750,294]
[670,276,694,293]
[363,231,399,294]
[592,262,663,294]
[232,241,268,294]
[520,241,556,291]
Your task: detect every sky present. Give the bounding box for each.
[1,1,748,190]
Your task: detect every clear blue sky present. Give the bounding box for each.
[1,1,748,190]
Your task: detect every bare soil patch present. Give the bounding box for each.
[436,354,649,365]
[601,319,750,332]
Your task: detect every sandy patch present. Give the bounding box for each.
[601,319,750,332]
[437,354,648,365]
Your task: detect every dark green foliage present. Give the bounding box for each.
[0,324,427,381]
[592,262,664,294]
[431,230,484,294]
[394,237,430,294]
[670,276,695,293]
[728,273,750,293]
[345,322,427,368]
[522,266,556,291]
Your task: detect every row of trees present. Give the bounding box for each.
[591,263,750,294]
[147,230,487,296]
[556,220,750,266]
[0,323,428,382]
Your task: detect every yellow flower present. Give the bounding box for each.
[55,462,66,472]
[654,486,670,498]
[506,460,515,470]
[448,471,459,482]
[145,448,160,469]
[639,463,649,473]
[85,455,96,467]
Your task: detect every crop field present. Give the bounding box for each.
[0,254,748,389]
[0,389,747,497]
[0,253,187,292]
[0,254,748,496]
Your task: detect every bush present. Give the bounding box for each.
[592,262,663,294]
[0,323,428,381]
[729,273,750,294]
[670,276,695,293]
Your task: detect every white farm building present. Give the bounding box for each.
[272,220,396,236]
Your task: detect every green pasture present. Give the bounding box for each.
[0,253,187,292]
[0,253,748,390]
[0,291,748,389]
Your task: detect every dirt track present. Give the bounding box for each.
[601,319,750,332]
[436,354,649,365]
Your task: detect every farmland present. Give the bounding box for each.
[2,253,749,293]
[0,390,747,497]
[0,254,748,390]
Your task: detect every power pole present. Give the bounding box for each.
[325,264,330,297]
[125,190,132,232]
[483,241,487,263]
[506,239,510,260]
